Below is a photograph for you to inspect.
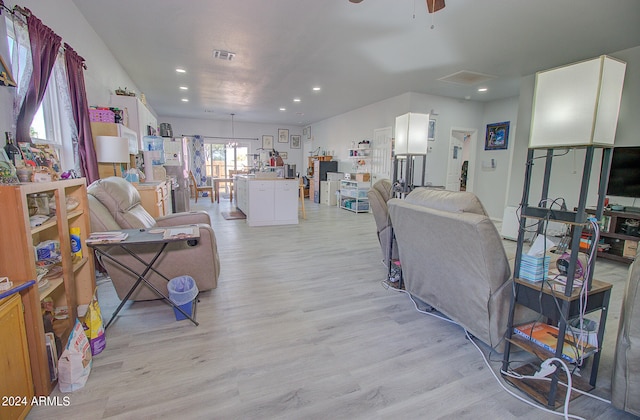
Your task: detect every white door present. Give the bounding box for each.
[446,136,464,191]
[371,127,393,183]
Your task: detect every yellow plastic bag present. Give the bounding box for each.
[82,293,105,355]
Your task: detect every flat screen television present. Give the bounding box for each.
[606,146,640,198]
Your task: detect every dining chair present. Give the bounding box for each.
[189,171,214,203]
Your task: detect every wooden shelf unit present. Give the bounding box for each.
[590,208,639,264]
[502,146,613,408]
[0,179,96,396]
[307,155,332,177]
[133,180,171,218]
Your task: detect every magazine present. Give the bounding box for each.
[513,321,597,364]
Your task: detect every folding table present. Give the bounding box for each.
[87,226,200,328]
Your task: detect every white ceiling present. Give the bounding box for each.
[72,0,640,126]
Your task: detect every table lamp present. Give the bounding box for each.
[95,136,130,176]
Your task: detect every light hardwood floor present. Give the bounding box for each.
[28,198,635,419]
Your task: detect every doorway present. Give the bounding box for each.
[446,128,477,192]
[203,141,250,197]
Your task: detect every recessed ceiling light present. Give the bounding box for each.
[176,68,186,73]
[293,98,301,102]
[477,87,488,92]
[312,86,321,91]
[179,86,188,90]
[279,107,286,111]
[181,98,189,102]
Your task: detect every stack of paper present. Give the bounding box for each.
[86,231,128,244]
[519,254,550,282]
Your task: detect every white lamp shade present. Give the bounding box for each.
[529,55,626,149]
[395,112,430,154]
[95,136,130,163]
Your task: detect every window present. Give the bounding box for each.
[5,16,74,171]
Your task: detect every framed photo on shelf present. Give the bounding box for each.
[428,119,436,141]
[278,128,289,143]
[290,135,301,149]
[485,121,510,150]
[262,135,274,149]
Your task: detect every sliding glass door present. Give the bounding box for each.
[203,142,250,178]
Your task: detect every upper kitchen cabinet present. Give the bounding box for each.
[109,95,158,149]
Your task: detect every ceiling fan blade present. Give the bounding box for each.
[426,0,445,13]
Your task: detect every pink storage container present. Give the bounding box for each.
[89,109,115,123]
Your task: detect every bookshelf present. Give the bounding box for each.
[501,146,613,408]
[0,179,96,395]
[586,208,639,264]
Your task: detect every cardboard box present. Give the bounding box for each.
[623,240,638,258]
[355,173,370,182]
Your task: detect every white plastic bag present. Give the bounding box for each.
[58,319,92,392]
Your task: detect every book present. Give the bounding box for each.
[513,321,597,364]
[45,332,58,381]
[85,231,128,244]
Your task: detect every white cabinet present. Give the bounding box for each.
[109,95,157,149]
[274,180,298,222]
[249,181,275,224]
[236,176,298,226]
[321,181,339,206]
[339,179,370,213]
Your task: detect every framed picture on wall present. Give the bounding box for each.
[484,121,510,150]
[290,135,301,149]
[303,126,311,139]
[279,152,288,160]
[262,135,274,149]
[278,128,289,143]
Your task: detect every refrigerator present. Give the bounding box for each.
[163,137,190,213]
[313,160,338,203]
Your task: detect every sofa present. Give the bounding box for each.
[388,188,520,350]
[87,177,220,301]
[367,179,398,261]
[611,248,640,416]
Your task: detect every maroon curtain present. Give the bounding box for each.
[15,10,61,144]
[64,43,99,184]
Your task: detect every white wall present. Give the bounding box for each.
[472,97,519,218]
[308,92,485,184]
[160,116,304,172]
[6,0,141,109]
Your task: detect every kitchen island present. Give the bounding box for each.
[235,175,299,226]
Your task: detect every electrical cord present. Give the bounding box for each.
[382,280,596,419]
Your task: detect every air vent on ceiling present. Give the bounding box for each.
[438,70,495,86]
[213,50,235,61]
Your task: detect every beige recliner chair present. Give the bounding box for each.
[367,179,398,261]
[87,177,220,301]
[611,248,640,416]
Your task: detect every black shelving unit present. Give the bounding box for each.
[501,146,614,408]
